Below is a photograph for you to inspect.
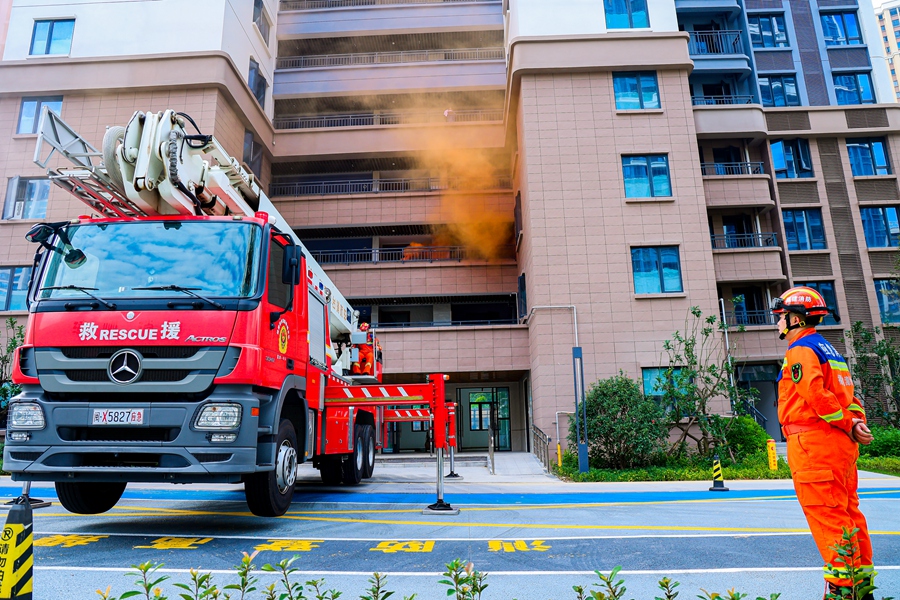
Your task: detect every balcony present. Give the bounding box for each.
[713,246,785,283]
[311,245,514,264]
[276,47,504,69]
[710,232,778,249]
[675,0,741,15]
[722,310,777,328]
[691,95,754,106]
[702,173,773,208]
[274,108,503,130]
[688,31,751,76]
[281,0,495,9]
[374,318,518,328]
[325,262,518,297]
[700,162,764,176]
[726,328,784,360]
[270,176,511,197]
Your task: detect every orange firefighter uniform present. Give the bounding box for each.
[777,327,873,588]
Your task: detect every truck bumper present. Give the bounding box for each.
[3,385,264,484]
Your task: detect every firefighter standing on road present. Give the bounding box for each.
[773,286,876,599]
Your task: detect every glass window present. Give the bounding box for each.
[29,19,74,55]
[0,267,33,312]
[783,208,827,251]
[469,401,490,431]
[253,0,270,45]
[604,0,649,29]
[795,281,839,326]
[834,72,875,105]
[631,246,683,294]
[748,14,789,48]
[17,96,62,134]
[758,75,800,107]
[821,12,862,45]
[248,58,267,107]
[848,138,891,176]
[243,130,263,176]
[267,239,290,309]
[894,18,900,26]
[642,367,684,397]
[622,154,671,198]
[771,139,813,179]
[613,72,660,109]
[876,279,900,323]
[3,177,49,219]
[860,207,900,248]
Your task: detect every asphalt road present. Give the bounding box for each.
[3,462,899,600]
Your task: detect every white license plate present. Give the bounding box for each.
[92,409,145,426]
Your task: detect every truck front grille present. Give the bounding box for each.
[57,427,179,442]
[65,370,192,383]
[60,346,200,359]
[43,452,190,468]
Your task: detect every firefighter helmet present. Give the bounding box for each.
[771,286,830,318]
[358,322,370,332]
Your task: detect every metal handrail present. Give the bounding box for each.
[277,47,504,69]
[700,162,765,176]
[312,246,467,264]
[274,108,503,130]
[531,425,552,472]
[269,176,512,197]
[722,309,778,327]
[710,232,778,249]
[691,95,754,106]
[281,0,495,9]
[371,319,520,329]
[688,30,744,55]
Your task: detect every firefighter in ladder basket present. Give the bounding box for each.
[772,286,876,599]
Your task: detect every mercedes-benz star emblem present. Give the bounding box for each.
[107,349,143,385]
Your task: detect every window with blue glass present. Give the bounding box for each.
[875,279,900,324]
[783,209,827,250]
[834,72,875,105]
[604,0,649,29]
[771,139,813,179]
[631,246,683,294]
[860,206,900,247]
[847,138,891,176]
[642,367,684,397]
[0,267,32,312]
[622,155,671,197]
[3,177,49,220]
[17,96,62,134]
[613,72,660,109]
[248,58,267,107]
[749,14,788,48]
[795,281,839,325]
[759,75,800,107]
[29,19,74,55]
[821,12,862,45]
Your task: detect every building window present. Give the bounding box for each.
[3,177,49,220]
[604,0,649,29]
[847,138,891,176]
[613,72,660,109]
[243,130,263,176]
[642,367,684,398]
[469,401,490,431]
[834,72,875,105]
[876,279,900,323]
[253,0,270,45]
[748,14,788,48]
[771,139,813,179]
[29,19,74,55]
[0,268,33,312]
[622,154,671,198]
[795,281,839,326]
[17,96,62,134]
[759,75,800,107]
[860,206,900,248]
[821,12,862,45]
[248,58,267,107]
[783,208,827,251]
[894,18,900,26]
[631,246,683,294]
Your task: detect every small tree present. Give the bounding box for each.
[845,321,900,427]
[567,372,668,469]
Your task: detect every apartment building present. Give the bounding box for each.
[0,0,899,455]
[876,0,900,99]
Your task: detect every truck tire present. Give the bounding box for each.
[361,424,375,479]
[319,457,342,485]
[245,419,297,517]
[341,425,364,485]
[55,481,126,515]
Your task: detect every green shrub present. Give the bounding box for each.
[858,455,900,477]
[859,425,900,458]
[724,416,771,461]
[567,373,668,469]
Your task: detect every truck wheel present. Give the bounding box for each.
[361,424,375,479]
[319,457,342,485]
[55,481,126,514]
[341,425,364,485]
[245,419,297,517]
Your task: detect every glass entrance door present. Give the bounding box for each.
[458,387,511,451]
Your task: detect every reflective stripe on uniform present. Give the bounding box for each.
[848,404,866,414]
[828,359,850,372]
[819,408,845,423]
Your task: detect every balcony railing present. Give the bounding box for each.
[691,95,754,106]
[277,47,504,69]
[372,319,519,328]
[270,176,512,197]
[722,310,777,327]
[281,0,494,9]
[313,246,465,264]
[710,232,778,249]
[688,30,744,55]
[700,162,765,176]
[274,108,504,130]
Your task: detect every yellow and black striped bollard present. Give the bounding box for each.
[709,454,729,492]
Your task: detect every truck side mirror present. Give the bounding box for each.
[282,245,301,285]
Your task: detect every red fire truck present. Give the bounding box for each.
[2,109,454,517]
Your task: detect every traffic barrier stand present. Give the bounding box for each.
[424,447,459,515]
[709,454,729,492]
[445,403,460,479]
[0,484,40,599]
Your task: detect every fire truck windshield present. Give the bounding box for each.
[38,221,262,300]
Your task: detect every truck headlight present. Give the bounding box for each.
[195,403,242,430]
[8,403,45,430]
